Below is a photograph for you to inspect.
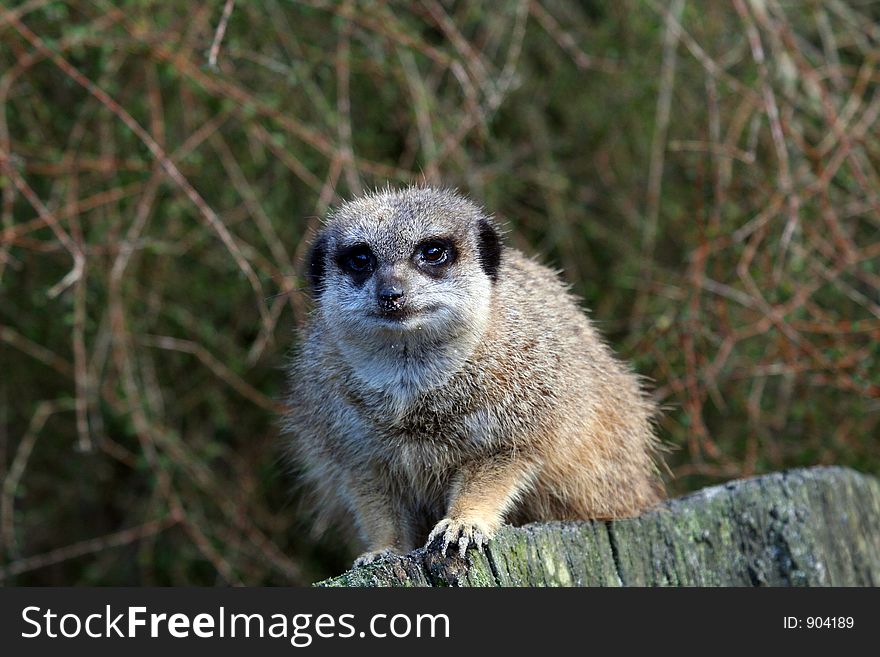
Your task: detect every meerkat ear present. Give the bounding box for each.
[477,217,502,282]
[306,233,329,296]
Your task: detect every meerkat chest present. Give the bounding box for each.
[343,349,463,411]
[358,384,502,462]
[330,335,510,462]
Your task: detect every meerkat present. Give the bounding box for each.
[284,186,664,567]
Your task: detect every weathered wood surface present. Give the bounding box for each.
[318,466,880,586]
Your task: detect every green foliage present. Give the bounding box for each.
[1,0,878,584]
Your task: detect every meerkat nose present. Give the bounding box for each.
[378,284,405,302]
[378,284,405,312]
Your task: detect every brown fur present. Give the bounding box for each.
[284,186,664,564]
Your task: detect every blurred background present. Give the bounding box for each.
[1,0,878,585]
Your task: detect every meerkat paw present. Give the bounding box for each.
[427,517,493,558]
[353,548,400,568]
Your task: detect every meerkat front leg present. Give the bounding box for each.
[428,456,538,557]
[345,474,414,567]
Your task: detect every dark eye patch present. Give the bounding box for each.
[336,243,376,283]
[413,237,456,276]
[477,217,501,282]
[307,234,329,296]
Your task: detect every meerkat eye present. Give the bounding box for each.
[417,240,451,265]
[338,244,375,276]
[347,252,371,271]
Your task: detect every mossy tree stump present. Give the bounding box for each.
[318,467,880,586]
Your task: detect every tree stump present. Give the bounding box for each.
[318,466,880,586]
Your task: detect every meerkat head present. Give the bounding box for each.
[304,186,502,396]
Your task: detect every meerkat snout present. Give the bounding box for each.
[376,277,406,313]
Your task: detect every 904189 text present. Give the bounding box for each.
[783,616,854,629]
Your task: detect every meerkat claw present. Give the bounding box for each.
[353,548,398,568]
[427,518,451,555]
[428,518,491,558]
